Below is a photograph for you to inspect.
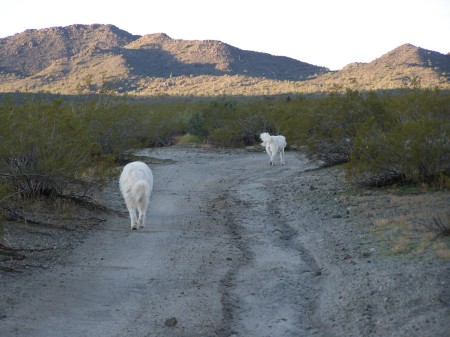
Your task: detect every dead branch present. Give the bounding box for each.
[61,193,110,211]
[0,243,55,253]
[0,266,23,273]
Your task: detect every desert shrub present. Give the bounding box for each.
[0,99,94,197]
[185,111,208,138]
[349,115,402,185]
[348,90,450,186]
[349,117,449,185]
[293,90,387,165]
[77,99,151,156]
[143,103,187,146]
[209,127,243,147]
[231,101,275,146]
[182,98,274,147]
[200,98,238,130]
[0,97,157,199]
[0,180,12,235]
[175,133,203,145]
[388,119,449,182]
[273,97,308,147]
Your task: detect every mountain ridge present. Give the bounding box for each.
[0,24,448,96]
[310,43,450,91]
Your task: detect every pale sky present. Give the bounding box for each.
[0,0,448,70]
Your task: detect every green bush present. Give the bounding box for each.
[291,90,379,165]
[183,98,274,147]
[347,90,450,186]
[142,104,186,146]
[0,99,92,196]
[0,97,153,198]
[176,133,203,145]
[349,117,449,185]
[209,127,242,147]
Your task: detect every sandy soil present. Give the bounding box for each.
[0,147,449,337]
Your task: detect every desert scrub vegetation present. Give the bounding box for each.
[1,90,448,187]
[166,90,449,188]
[0,89,448,225]
[0,96,160,231]
[275,89,449,187]
[0,98,93,198]
[182,98,274,147]
[346,89,450,186]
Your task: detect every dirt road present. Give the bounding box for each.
[1,147,449,337]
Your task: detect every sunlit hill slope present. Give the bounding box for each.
[0,24,448,96]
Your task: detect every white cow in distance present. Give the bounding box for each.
[260,132,287,166]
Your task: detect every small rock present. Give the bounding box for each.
[164,317,177,327]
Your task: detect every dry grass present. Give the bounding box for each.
[342,188,450,259]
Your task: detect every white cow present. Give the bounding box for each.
[119,161,153,230]
[260,132,287,166]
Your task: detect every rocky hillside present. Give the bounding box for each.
[0,24,448,96]
[311,44,450,91]
[0,24,137,76]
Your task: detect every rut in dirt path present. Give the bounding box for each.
[208,156,330,337]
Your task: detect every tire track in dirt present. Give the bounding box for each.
[206,154,330,337]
